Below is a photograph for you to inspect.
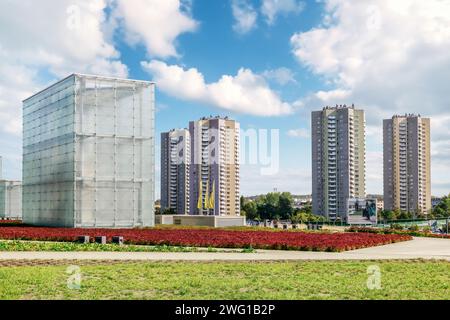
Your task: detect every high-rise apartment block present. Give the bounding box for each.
[383,114,431,214]
[189,117,240,216]
[160,129,190,214]
[22,74,155,227]
[312,105,366,220]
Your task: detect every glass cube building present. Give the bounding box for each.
[22,74,155,228]
[0,180,22,220]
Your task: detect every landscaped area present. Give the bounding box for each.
[0,223,411,252]
[0,222,448,300]
[347,226,450,239]
[0,240,231,253]
[0,260,449,300]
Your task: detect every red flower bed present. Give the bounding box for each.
[0,226,412,252]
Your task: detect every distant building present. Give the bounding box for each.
[311,105,366,220]
[160,129,190,215]
[22,74,155,227]
[0,157,22,220]
[383,114,431,214]
[189,116,240,216]
[0,181,22,220]
[293,195,312,209]
[431,197,442,209]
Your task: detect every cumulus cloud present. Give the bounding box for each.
[291,0,450,117]
[287,128,309,138]
[114,0,198,58]
[0,0,128,79]
[141,60,293,116]
[231,0,258,34]
[261,0,305,25]
[0,0,129,139]
[0,0,133,181]
[262,67,297,85]
[291,0,450,195]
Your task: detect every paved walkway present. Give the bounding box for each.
[0,237,449,262]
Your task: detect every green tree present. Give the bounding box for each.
[381,210,395,221]
[297,212,310,223]
[240,195,246,211]
[161,207,176,215]
[258,193,280,220]
[433,207,446,218]
[392,208,402,220]
[291,209,327,224]
[299,204,312,214]
[398,211,412,220]
[432,195,450,217]
[243,201,258,220]
[278,192,293,219]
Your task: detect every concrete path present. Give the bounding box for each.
[0,237,449,262]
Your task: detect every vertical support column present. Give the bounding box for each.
[132,85,137,225]
[94,78,98,227]
[140,85,144,224]
[113,80,118,227]
[73,77,78,227]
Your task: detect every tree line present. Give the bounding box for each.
[379,194,450,221]
[240,192,327,223]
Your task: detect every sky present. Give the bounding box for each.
[0,0,449,198]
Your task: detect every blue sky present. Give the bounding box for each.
[0,0,449,197]
[144,1,324,197]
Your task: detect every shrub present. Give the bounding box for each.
[390,223,404,230]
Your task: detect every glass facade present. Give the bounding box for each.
[23,74,155,228]
[0,181,22,219]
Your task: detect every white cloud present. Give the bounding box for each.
[0,0,128,138]
[0,0,130,180]
[114,0,198,58]
[291,0,450,117]
[262,67,297,85]
[241,165,312,195]
[142,60,293,116]
[0,1,128,79]
[291,0,450,196]
[231,0,258,34]
[261,0,305,25]
[287,128,309,138]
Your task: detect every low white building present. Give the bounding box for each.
[0,180,22,220]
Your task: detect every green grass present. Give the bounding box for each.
[0,240,226,253]
[0,260,448,300]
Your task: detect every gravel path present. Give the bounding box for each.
[0,237,449,263]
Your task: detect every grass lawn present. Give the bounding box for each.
[0,240,246,253]
[0,260,448,300]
